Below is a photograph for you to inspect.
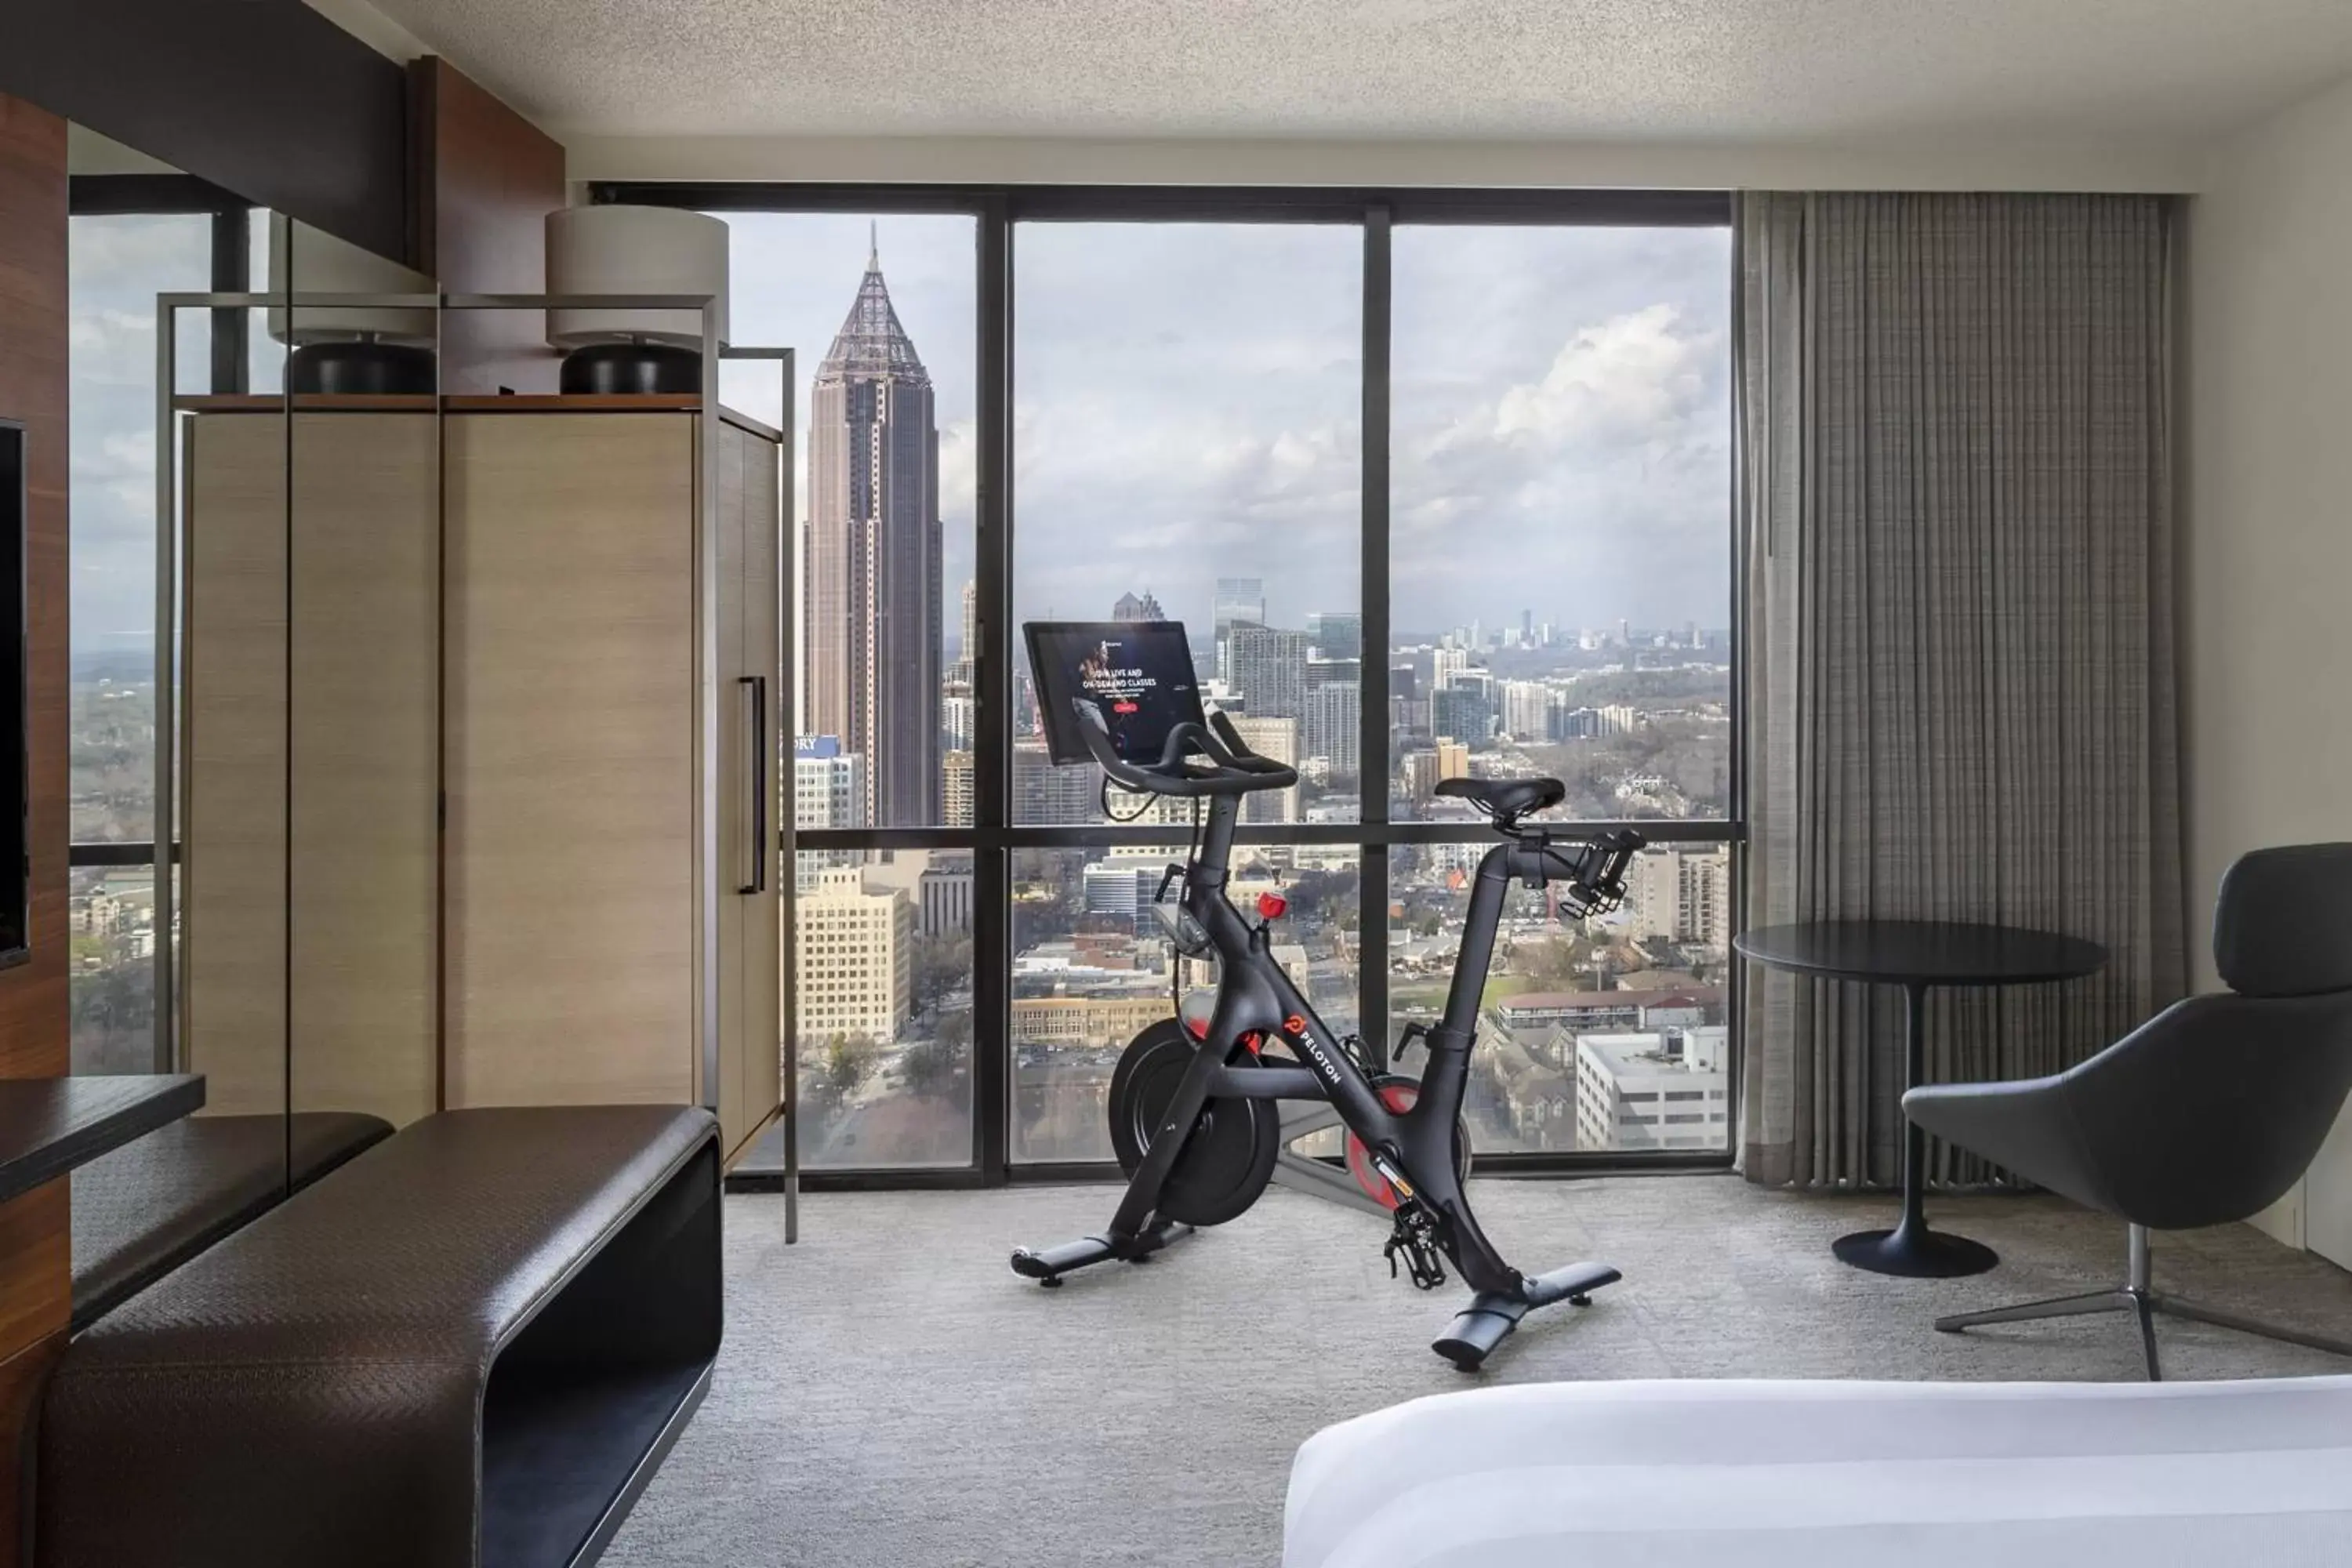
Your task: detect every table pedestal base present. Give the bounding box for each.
[1833,1221,1998,1279]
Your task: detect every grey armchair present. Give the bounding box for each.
[1904,843,2352,1379]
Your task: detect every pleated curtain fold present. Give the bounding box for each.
[1737,191,2186,1190]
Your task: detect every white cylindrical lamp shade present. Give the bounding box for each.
[265,213,437,345]
[545,207,730,350]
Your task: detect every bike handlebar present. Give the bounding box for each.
[1073,700,1301,798]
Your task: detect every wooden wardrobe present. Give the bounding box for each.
[180,394,786,1167]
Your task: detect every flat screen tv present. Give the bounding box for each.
[0,421,23,967]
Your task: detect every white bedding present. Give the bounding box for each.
[1284,1376,2352,1567]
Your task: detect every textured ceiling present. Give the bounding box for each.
[368,0,2352,144]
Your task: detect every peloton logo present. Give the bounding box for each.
[1296,1031,1345,1083]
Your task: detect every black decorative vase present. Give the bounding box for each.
[284,341,436,396]
[559,343,703,395]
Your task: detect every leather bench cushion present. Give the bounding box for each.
[71,1111,394,1331]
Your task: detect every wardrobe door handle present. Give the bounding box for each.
[739,675,768,895]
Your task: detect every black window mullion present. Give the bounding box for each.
[1358,203,1392,1064]
[209,205,249,394]
[972,194,1014,1185]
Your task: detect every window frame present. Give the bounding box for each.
[84,181,1737,1188]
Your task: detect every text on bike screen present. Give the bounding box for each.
[1025,621,1207,767]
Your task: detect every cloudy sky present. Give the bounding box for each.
[68,209,1730,661]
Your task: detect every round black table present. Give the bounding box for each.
[1734,919,2109,1279]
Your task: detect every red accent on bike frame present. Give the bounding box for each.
[1257,891,1288,920]
[1184,1014,1209,1039]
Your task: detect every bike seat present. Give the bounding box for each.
[1434,775,1566,822]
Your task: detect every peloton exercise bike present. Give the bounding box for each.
[1010,622,1643,1370]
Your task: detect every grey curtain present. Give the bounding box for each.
[1738,192,2184,1190]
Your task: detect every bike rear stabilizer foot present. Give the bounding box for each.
[1432,1260,1621,1371]
[1011,1218,1192,1287]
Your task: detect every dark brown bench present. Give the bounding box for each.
[40,1105,721,1568]
[71,1110,393,1330]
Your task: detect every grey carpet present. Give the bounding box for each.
[604,1176,2352,1567]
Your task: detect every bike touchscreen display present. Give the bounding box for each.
[1025,621,1207,766]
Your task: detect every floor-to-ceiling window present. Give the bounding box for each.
[714,212,982,1171]
[1385,221,1735,1155]
[606,185,1738,1184]
[1008,219,1363,1163]
[65,174,252,1076]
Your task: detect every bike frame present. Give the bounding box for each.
[1106,787,1595,1296]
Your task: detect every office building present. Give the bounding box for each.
[1307,611,1362,660]
[919,852,975,936]
[1574,1028,1730,1152]
[804,241,943,826]
[1112,590,1165,621]
[796,867,915,1039]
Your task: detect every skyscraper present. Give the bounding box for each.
[1210,575,1266,683]
[805,234,942,826]
[1213,577,1265,640]
[1225,623,1308,719]
[1306,611,1362,661]
[1112,590,1166,622]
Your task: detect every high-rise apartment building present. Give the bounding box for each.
[1302,681,1359,779]
[804,240,942,827]
[1624,844,1733,946]
[942,750,974,827]
[796,867,914,1040]
[1499,679,1553,740]
[1225,623,1309,719]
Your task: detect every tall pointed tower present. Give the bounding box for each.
[804,233,942,826]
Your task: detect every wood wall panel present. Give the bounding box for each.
[0,94,71,1567]
[410,59,568,394]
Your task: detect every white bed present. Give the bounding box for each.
[1284,1376,2352,1567]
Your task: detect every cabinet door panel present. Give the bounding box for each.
[444,413,696,1106]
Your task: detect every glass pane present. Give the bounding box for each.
[67,211,211,843]
[69,866,157,1074]
[720,213,977,828]
[1011,845,1359,1164]
[790,850,974,1168]
[1388,225,1733,822]
[1389,839,1731,1152]
[1012,223,1361,823]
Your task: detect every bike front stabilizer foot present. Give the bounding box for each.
[1432,1260,1622,1371]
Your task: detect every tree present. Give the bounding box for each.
[822,1033,878,1102]
[902,1036,956,1096]
[911,931,973,1011]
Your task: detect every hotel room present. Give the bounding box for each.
[0,1,2349,1563]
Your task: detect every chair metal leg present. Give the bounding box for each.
[2151,1294,2352,1362]
[1936,1288,2132,1334]
[2134,1291,2162,1381]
